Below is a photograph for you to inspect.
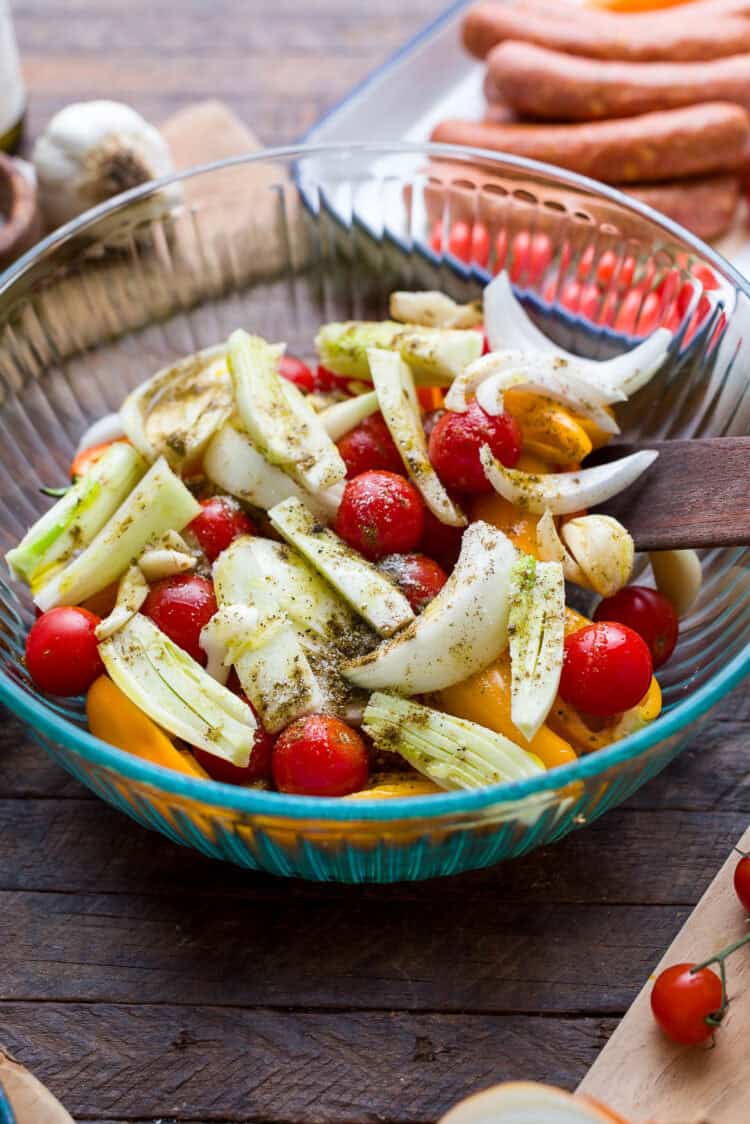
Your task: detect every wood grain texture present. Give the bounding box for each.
[3,2,750,1122]
[579,826,750,1122]
[598,437,750,548]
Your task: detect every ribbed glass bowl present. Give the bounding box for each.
[2,143,750,882]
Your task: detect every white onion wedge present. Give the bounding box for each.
[480,444,657,516]
[344,521,516,694]
[446,351,621,436]
[439,1081,628,1124]
[368,348,466,528]
[94,565,149,641]
[76,412,125,454]
[483,271,672,396]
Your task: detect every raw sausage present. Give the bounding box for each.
[463,1,750,62]
[625,175,741,240]
[430,104,750,184]
[489,40,750,121]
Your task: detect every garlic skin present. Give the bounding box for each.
[33,100,178,228]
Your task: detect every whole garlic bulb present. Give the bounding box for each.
[33,100,178,228]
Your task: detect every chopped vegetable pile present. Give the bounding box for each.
[10,273,700,800]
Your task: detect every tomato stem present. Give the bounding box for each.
[691,929,750,1029]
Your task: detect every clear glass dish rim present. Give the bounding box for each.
[1,139,748,824]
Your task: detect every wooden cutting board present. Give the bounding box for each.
[579,825,750,1123]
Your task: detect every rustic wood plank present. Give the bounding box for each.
[0,796,744,904]
[0,1002,616,1123]
[0,889,690,1013]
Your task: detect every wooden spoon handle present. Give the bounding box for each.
[578,825,750,1123]
[595,438,750,550]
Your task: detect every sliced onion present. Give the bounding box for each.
[480,444,657,515]
[446,350,622,436]
[483,271,672,397]
[76,413,126,454]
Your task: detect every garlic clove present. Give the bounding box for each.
[33,100,180,229]
[649,548,702,618]
[536,509,587,586]
[561,515,634,598]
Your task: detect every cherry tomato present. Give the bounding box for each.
[313,365,354,394]
[448,220,472,263]
[428,400,521,494]
[559,621,653,717]
[472,222,491,268]
[617,255,637,291]
[379,552,448,612]
[142,574,217,665]
[193,688,274,784]
[278,354,314,393]
[651,963,723,1044]
[594,585,678,669]
[636,291,662,336]
[188,496,255,562]
[335,470,425,560]
[596,249,618,288]
[25,606,104,696]
[614,288,644,335]
[691,261,720,291]
[419,506,464,571]
[337,413,404,479]
[734,855,750,912]
[70,437,128,480]
[430,220,444,254]
[494,230,508,274]
[272,713,370,796]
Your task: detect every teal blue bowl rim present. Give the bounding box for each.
[1,140,749,823]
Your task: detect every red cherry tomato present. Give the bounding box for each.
[337,413,404,479]
[379,552,448,612]
[691,261,720,291]
[142,574,217,666]
[614,288,644,335]
[70,437,128,480]
[335,470,425,560]
[25,606,104,696]
[594,585,678,669]
[430,219,444,254]
[596,249,618,288]
[617,255,637,291]
[428,400,521,494]
[448,220,472,263]
[559,621,653,718]
[636,291,662,336]
[419,506,464,571]
[509,230,530,282]
[494,230,508,274]
[472,222,491,268]
[193,689,274,784]
[272,713,370,796]
[188,497,256,563]
[313,365,354,394]
[278,354,314,393]
[651,963,723,1044]
[734,855,750,912]
[577,244,596,281]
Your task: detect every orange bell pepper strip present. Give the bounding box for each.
[504,388,593,467]
[438,654,578,770]
[86,675,209,778]
[346,772,443,799]
[569,406,615,451]
[471,452,549,557]
[70,437,129,480]
[417,386,444,412]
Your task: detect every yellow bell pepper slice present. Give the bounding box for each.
[438,655,578,770]
[345,771,443,799]
[505,388,593,467]
[86,675,209,778]
[569,405,615,451]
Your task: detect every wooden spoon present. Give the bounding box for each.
[593,438,750,550]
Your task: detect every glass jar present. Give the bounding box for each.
[0,1,24,153]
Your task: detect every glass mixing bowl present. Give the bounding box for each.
[1,143,749,882]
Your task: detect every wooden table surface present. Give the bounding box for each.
[2,2,749,1122]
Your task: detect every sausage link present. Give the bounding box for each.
[463,1,750,61]
[430,104,750,184]
[490,41,750,121]
[626,175,741,240]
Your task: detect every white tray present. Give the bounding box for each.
[303,0,750,278]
